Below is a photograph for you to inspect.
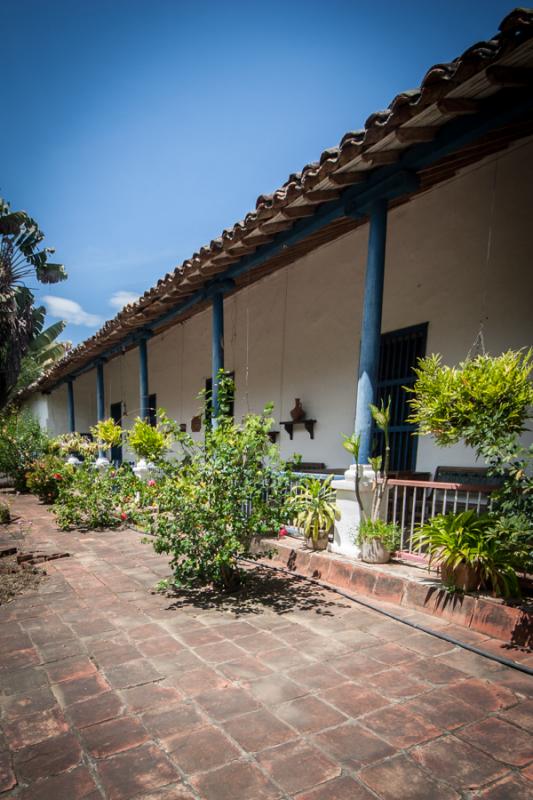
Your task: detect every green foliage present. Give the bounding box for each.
[53,463,137,530]
[0,500,10,524]
[127,411,173,461]
[150,375,292,592]
[288,476,339,542]
[49,432,98,459]
[413,511,520,599]
[26,454,72,504]
[356,518,400,551]
[0,409,49,491]
[0,197,67,406]
[408,350,533,450]
[91,418,122,450]
[408,349,533,573]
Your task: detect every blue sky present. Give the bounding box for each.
[2,0,518,344]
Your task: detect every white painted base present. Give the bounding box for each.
[66,455,82,467]
[95,455,110,471]
[329,464,374,559]
[133,458,156,481]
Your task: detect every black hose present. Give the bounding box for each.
[241,557,533,677]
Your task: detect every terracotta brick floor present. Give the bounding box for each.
[0,494,532,799]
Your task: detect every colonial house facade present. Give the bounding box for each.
[22,9,533,498]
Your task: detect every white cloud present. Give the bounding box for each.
[43,295,103,327]
[109,290,139,311]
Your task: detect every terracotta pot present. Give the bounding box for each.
[361,538,391,564]
[305,529,329,551]
[440,562,480,592]
[290,398,305,422]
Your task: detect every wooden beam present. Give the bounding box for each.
[486,65,533,87]
[437,97,481,115]
[304,188,342,202]
[329,170,367,186]
[362,150,400,165]
[395,126,437,143]
[280,205,317,219]
[241,232,273,246]
[258,220,292,234]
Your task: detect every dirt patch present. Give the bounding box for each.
[0,554,44,605]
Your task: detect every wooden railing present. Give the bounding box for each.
[384,478,494,552]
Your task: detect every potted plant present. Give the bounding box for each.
[50,432,98,466]
[89,419,122,470]
[412,510,520,597]
[357,518,400,564]
[127,412,172,480]
[289,475,340,551]
[343,399,398,563]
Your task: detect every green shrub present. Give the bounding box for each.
[53,463,137,530]
[413,511,520,599]
[150,375,292,592]
[26,454,72,504]
[0,410,49,491]
[49,432,98,460]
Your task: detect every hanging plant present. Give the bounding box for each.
[407,350,533,451]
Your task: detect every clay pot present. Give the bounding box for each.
[440,562,480,592]
[305,530,329,551]
[290,398,305,422]
[361,538,391,564]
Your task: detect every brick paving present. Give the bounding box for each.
[0,494,531,800]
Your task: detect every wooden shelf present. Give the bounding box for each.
[280,419,317,440]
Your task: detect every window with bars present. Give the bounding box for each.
[372,322,428,473]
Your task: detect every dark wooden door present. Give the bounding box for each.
[373,323,428,473]
[110,402,122,465]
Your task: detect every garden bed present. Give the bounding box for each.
[260,536,533,649]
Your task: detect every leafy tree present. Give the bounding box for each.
[0,197,66,407]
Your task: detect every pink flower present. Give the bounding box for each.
[147,479,156,487]
[278,526,288,538]
[52,473,62,481]
[120,512,127,521]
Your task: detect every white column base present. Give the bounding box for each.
[329,464,374,559]
[133,458,156,481]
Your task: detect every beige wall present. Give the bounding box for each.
[33,136,533,473]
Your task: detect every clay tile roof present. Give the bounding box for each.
[25,7,533,396]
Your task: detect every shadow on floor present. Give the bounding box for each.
[163,565,350,618]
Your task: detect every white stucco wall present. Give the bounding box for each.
[29,136,533,474]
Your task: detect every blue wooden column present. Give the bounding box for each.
[96,362,105,422]
[211,291,224,420]
[354,198,388,464]
[139,337,149,421]
[67,379,76,433]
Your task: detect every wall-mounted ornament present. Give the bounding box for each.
[191,415,202,433]
[290,398,306,422]
[179,423,187,432]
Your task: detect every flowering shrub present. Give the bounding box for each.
[53,463,139,530]
[150,375,293,592]
[26,454,72,504]
[0,410,49,491]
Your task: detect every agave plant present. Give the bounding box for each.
[413,510,520,599]
[289,476,340,543]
